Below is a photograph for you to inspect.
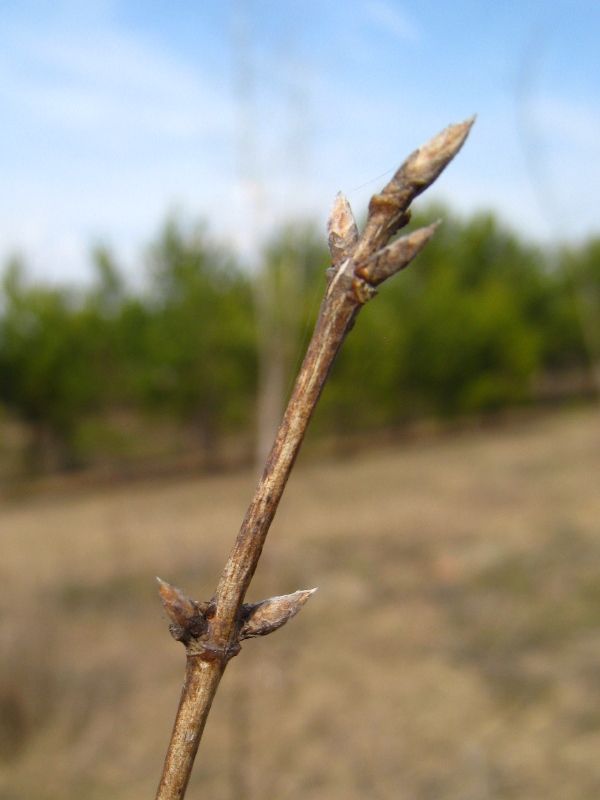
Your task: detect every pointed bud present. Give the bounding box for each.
[399,117,475,199]
[357,221,440,286]
[328,192,359,267]
[239,588,317,640]
[157,578,208,642]
[157,578,197,627]
[355,117,474,261]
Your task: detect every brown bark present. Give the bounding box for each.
[155,117,474,800]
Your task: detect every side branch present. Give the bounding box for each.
[155,117,474,800]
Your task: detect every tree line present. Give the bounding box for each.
[0,208,598,475]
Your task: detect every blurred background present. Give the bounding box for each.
[1,1,600,798]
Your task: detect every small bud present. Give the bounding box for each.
[357,221,440,286]
[328,192,359,267]
[239,588,317,640]
[402,117,475,197]
[355,117,474,263]
[157,578,208,642]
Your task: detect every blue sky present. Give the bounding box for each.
[1,0,599,282]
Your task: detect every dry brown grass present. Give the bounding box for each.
[1,407,599,799]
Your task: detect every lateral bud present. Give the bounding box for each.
[157,578,209,643]
[328,192,359,267]
[357,221,441,286]
[239,588,317,640]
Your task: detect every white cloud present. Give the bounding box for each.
[0,26,232,148]
[363,0,420,44]
[516,95,600,237]
[531,95,600,151]
[0,15,238,280]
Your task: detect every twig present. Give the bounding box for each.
[154,117,474,800]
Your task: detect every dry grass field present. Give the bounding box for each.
[0,407,600,799]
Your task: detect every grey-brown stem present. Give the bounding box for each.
[155,117,474,800]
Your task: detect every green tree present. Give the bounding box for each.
[321,207,544,427]
[555,240,600,387]
[0,260,102,472]
[141,219,256,458]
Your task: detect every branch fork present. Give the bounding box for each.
[155,117,474,800]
